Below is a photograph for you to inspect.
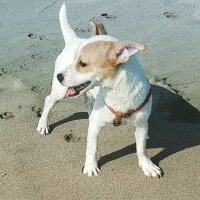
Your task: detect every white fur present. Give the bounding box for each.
[59,3,78,44]
[37,3,162,178]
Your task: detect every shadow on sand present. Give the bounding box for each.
[98,85,200,169]
[50,112,88,132]
[50,85,200,169]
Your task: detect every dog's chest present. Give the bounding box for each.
[102,70,149,112]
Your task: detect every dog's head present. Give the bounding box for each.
[57,22,146,97]
[57,39,146,97]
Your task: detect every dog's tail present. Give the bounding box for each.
[59,3,77,44]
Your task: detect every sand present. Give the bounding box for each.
[0,0,200,199]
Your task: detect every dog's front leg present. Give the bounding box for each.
[37,94,58,135]
[37,79,66,135]
[83,121,104,176]
[84,93,94,117]
[134,122,162,178]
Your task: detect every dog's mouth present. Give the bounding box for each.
[66,81,91,97]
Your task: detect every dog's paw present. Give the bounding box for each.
[139,157,162,178]
[37,120,50,135]
[83,161,100,177]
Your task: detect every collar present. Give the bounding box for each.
[105,88,152,126]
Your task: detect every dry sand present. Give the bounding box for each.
[0,0,200,199]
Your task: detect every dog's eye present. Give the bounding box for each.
[79,60,87,67]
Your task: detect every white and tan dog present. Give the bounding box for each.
[37,3,162,178]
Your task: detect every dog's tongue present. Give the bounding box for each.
[66,87,76,96]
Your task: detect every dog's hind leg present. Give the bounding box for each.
[37,79,66,135]
[134,121,162,178]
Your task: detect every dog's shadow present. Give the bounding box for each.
[98,85,200,169]
[50,85,200,169]
[50,112,88,132]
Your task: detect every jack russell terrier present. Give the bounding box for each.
[37,3,162,178]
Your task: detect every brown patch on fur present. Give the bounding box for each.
[75,40,146,78]
[75,41,119,78]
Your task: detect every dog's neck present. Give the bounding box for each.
[101,56,150,112]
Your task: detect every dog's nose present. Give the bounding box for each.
[57,73,64,83]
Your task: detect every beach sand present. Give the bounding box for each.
[0,0,200,199]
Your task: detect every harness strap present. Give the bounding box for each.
[106,88,152,126]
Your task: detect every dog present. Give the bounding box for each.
[37,3,162,178]
[37,7,106,135]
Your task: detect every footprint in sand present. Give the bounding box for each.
[0,68,8,76]
[31,85,44,93]
[0,112,15,120]
[101,13,116,19]
[28,33,45,40]
[64,130,82,143]
[31,106,42,117]
[74,26,90,33]
[163,0,195,19]
[163,11,177,18]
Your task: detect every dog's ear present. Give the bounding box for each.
[113,41,147,65]
[90,20,107,36]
